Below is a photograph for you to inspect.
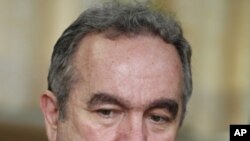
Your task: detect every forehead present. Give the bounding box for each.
[73,33,183,104]
[75,33,182,72]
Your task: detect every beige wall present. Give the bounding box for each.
[0,0,249,141]
[168,0,250,140]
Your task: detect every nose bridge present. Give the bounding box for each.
[121,112,147,141]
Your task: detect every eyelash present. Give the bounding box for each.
[94,108,171,127]
[149,114,170,124]
[95,109,119,118]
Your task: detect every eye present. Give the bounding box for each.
[96,109,117,118]
[149,114,170,124]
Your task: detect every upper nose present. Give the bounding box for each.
[119,113,147,141]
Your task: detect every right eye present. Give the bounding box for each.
[95,109,118,119]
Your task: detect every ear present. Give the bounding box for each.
[40,90,59,141]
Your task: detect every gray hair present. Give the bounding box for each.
[48,2,192,125]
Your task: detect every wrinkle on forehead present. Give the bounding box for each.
[87,33,181,74]
[73,33,183,106]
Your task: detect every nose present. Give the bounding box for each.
[119,114,147,141]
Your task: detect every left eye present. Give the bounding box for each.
[150,115,169,124]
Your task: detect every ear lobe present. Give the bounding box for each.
[40,90,59,141]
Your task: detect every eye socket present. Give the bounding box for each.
[96,109,117,118]
[149,114,170,124]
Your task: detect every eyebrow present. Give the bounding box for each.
[87,92,179,119]
[87,93,128,109]
[146,99,179,120]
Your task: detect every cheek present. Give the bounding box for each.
[148,129,178,141]
[58,109,180,141]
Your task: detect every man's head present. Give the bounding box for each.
[40,2,192,141]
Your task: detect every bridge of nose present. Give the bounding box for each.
[116,112,147,141]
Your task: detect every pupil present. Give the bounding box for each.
[152,115,161,121]
[102,110,111,115]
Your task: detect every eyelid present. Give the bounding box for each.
[87,93,128,110]
[93,105,123,118]
[96,109,118,118]
[146,109,173,124]
[90,103,122,109]
[153,115,170,122]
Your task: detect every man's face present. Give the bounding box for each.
[42,33,183,141]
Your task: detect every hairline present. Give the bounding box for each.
[48,3,192,126]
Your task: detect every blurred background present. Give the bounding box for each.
[0,0,249,141]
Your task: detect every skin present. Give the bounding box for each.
[40,33,183,141]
